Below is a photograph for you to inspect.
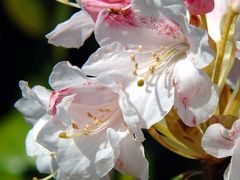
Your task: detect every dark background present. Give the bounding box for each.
[0,0,201,179]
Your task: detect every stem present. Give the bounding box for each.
[200,15,208,30]
[212,8,236,84]
[55,0,80,8]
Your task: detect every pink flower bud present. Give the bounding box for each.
[185,0,215,15]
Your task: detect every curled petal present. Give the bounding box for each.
[115,133,149,180]
[49,61,87,90]
[46,11,94,48]
[173,59,218,126]
[201,123,235,158]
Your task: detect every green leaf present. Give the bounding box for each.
[3,0,47,37]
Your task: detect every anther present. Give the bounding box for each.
[72,123,79,129]
[149,66,155,74]
[137,79,145,87]
[138,45,142,52]
[131,53,135,61]
[59,132,68,139]
[133,69,137,76]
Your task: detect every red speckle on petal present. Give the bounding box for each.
[192,116,197,126]
[138,16,183,40]
[182,97,188,109]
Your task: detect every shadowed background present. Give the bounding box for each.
[0,0,201,179]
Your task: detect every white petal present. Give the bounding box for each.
[225,141,240,180]
[25,117,48,157]
[115,133,149,180]
[15,81,50,124]
[36,119,66,152]
[46,11,94,48]
[82,42,133,89]
[95,1,186,50]
[201,123,235,158]
[118,90,145,142]
[36,155,57,174]
[15,98,46,124]
[173,59,218,126]
[56,130,111,179]
[125,73,174,129]
[95,128,127,177]
[49,61,88,90]
[206,0,228,42]
[56,95,75,125]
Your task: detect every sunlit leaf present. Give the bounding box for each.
[3,0,47,37]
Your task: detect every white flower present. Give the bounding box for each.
[46,0,130,48]
[17,61,148,179]
[14,81,59,178]
[202,119,240,180]
[83,0,218,127]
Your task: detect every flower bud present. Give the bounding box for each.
[185,0,215,15]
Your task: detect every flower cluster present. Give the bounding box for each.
[15,0,240,179]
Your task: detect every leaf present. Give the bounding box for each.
[147,128,201,159]
[0,110,33,178]
[165,110,209,159]
[3,0,47,37]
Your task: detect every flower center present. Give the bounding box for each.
[130,43,189,87]
[59,102,121,139]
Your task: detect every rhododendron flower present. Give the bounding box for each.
[184,0,214,15]
[16,61,148,179]
[83,0,218,127]
[202,119,240,180]
[15,84,58,177]
[236,41,240,59]
[46,0,130,48]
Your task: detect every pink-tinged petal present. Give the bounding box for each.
[125,73,175,129]
[187,30,214,69]
[94,128,127,177]
[173,59,218,126]
[206,0,229,41]
[46,11,94,48]
[115,133,148,180]
[77,0,130,21]
[185,0,214,15]
[55,95,75,125]
[201,123,235,158]
[95,0,186,50]
[224,141,240,180]
[118,90,145,142]
[49,61,88,90]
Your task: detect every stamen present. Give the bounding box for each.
[131,53,135,61]
[72,123,79,129]
[32,171,57,180]
[149,65,155,74]
[136,48,177,87]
